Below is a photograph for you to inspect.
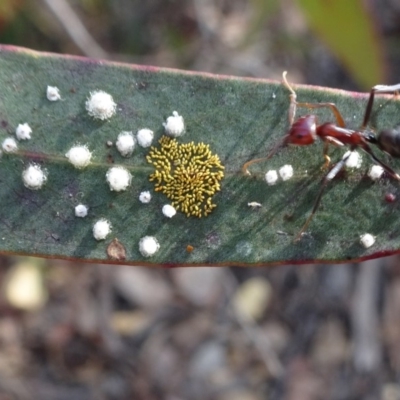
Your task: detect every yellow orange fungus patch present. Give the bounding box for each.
[146,136,225,217]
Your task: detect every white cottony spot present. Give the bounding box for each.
[22,164,47,190]
[368,165,384,181]
[162,204,176,218]
[116,131,135,157]
[265,170,278,185]
[2,137,18,153]
[46,86,61,101]
[163,111,185,137]
[343,150,362,168]
[139,236,160,257]
[360,233,375,248]
[139,191,151,204]
[137,128,154,147]
[106,166,132,191]
[15,123,32,140]
[75,204,88,218]
[65,145,92,169]
[93,219,112,240]
[279,165,294,181]
[85,90,116,120]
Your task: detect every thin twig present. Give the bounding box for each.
[41,0,108,59]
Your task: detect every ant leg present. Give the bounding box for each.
[295,151,352,241]
[242,136,288,175]
[282,71,297,125]
[361,143,400,181]
[295,102,346,128]
[362,83,400,129]
[282,72,346,127]
[242,157,272,176]
[322,142,331,169]
[321,136,346,169]
[362,88,377,129]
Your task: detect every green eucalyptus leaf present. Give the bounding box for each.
[0,45,399,267]
[296,0,385,89]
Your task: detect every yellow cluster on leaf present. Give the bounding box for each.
[146,136,225,217]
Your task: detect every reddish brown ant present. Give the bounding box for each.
[243,72,400,240]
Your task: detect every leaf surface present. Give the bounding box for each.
[0,45,399,267]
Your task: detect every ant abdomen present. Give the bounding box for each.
[378,128,400,157]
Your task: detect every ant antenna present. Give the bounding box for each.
[282,71,296,97]
[282,71,297,125]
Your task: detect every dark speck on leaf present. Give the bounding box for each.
[284,213,294,221]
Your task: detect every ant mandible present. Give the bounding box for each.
[242,72,400,241]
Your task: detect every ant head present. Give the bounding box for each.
[286,115,317,145]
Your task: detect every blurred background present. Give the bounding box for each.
[1,0,400,399]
